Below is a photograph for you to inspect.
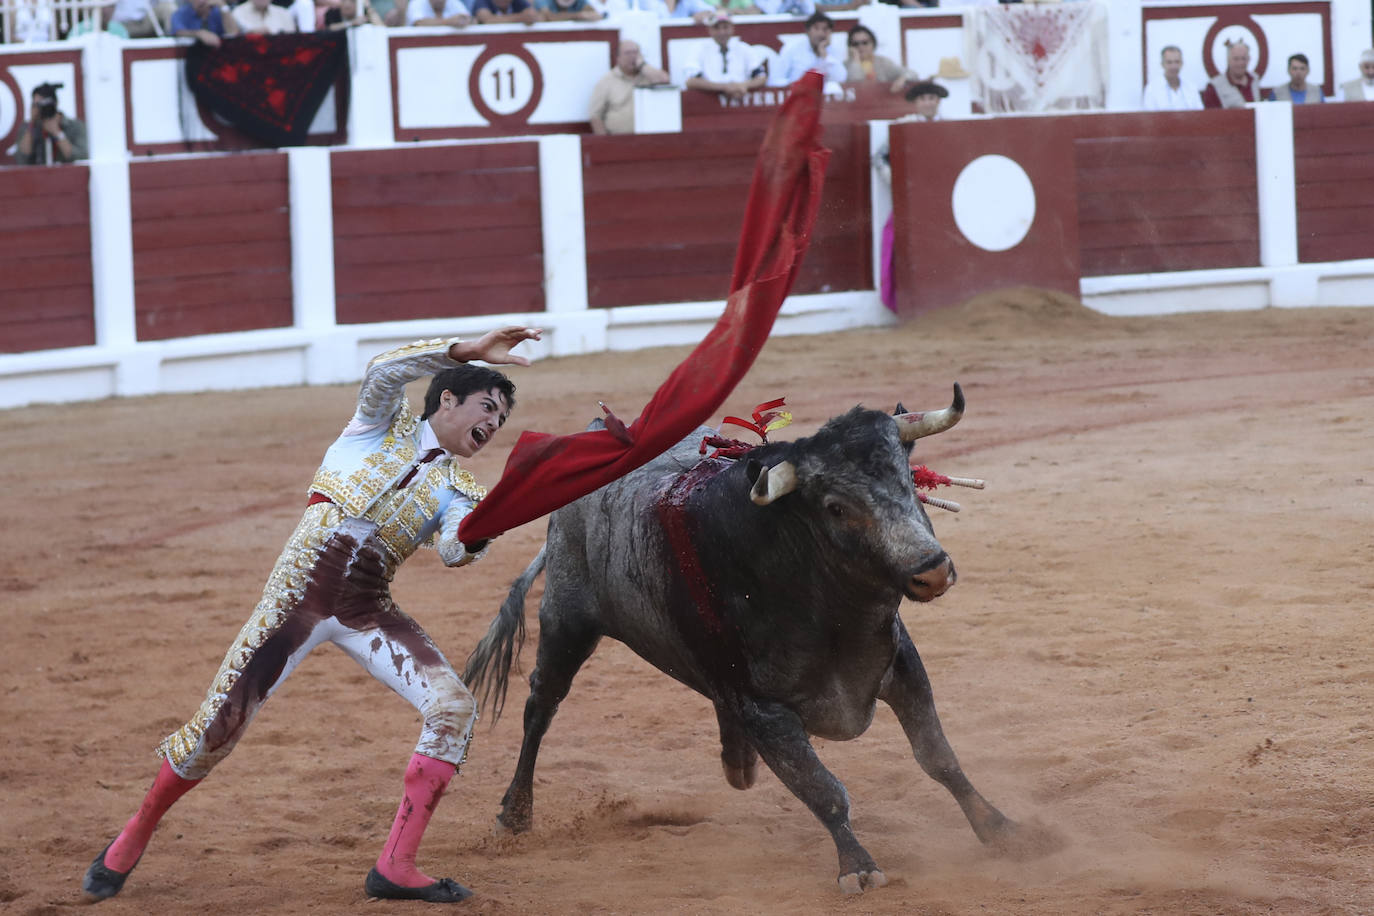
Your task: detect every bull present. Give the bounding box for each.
[464,385,1026,893]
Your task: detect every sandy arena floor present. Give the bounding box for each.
[2,288,1372,915]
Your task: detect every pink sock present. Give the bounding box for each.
[105,759,201,872]
[375,753,456,888]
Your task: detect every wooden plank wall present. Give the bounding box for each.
[331,144,545,323]
[0,166,94,354]
[1073,110,1258,277]
[1293,102,1374,264]
[129,153,293,341]
[583,124,870,309]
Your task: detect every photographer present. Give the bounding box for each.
[13,84,88,167]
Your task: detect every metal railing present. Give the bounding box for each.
[1,0,115,44]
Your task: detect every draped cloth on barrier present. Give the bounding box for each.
[966,0,1108,113]
[458,70,830,544]
[185,31,348,148]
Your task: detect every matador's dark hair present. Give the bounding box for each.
[421,364,516,419]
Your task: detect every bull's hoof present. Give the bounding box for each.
[722,760,757,790]
[495,812,531,835]
[837,868,887,895]
[985,817,1066,860]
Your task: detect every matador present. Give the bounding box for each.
[82,326,542,904]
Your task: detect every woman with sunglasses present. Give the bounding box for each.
[844,25,917,95]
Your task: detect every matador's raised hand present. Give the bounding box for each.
[449,326,543,367]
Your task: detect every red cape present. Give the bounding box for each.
[459,71,830,543]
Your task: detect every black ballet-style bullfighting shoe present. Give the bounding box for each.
[365,867,473,903]
[82,841,140,900]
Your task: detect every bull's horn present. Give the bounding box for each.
[750,461,798,506]
[895,383,965,442]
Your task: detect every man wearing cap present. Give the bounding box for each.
[779,11,846,85]
[1338,48,1374,101]
[589,39,670,134]
[684,11,767,101]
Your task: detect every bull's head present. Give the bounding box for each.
[749,384,965,507]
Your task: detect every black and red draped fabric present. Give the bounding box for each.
[458,71,830,544]
[185,32,348,148]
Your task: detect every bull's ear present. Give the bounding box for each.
[893,403,915,458]
[745,459,764,485]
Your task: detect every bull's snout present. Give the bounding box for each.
[905,554,956,602]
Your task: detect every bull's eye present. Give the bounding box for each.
[826,501,844,519]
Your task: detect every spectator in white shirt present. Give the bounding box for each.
[1337,48,1374,102]
[406,0,469,25]
[778,11,846,86]
[232,0,298,32]
[684,11,767,100]
[1141,45,1202,111]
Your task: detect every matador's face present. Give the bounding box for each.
[431,387,510,458]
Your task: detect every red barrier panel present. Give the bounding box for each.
[890,108,1258,316]
[130,153,293,341]
[331,143,545,322]
[1294,101,1374,264]
[0,165,94,354]
[583,122,869,308]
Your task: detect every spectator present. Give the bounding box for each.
[1337,48,1374,102]
[534,0,601,22]
[1268,53,1323,104]
[588,39,669,135]
[1202,40,1258,109]
[1141,45,1202,111]
[405,0,468,26]
[779,11,845,85]
[635,0,714,22]
[12,83,87,166]
[844,24,916,94]
[683,12,766,101]
[233,0,297,32]
[369,0,403,25]
[472,0,537,24]
[171,0,241,46]
[754,0,814,16]
[12,0,55,42]
[713,0,760,15]
[108,0,174,37]
[900,78,946,121]
[67,4,133,37]
[324,0,382,26]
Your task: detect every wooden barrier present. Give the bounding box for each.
[583,122,869,309]
[0,164,94,353]
[331,142,545,322]
[1293,101,1374,264]
[889,108,1260,316]
[129,152,293,340]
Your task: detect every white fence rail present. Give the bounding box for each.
[0,0,113,43]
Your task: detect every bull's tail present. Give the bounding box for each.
[463,544,546,725]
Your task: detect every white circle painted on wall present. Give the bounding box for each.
[950,154,1036,252]
[475,52,536,117]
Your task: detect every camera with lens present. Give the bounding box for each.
[35,82,63,121]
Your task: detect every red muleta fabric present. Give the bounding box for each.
[458,71,830,544]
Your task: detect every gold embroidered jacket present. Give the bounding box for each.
[308,338,489,570]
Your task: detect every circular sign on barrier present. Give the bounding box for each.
[1202,13,1268,82]
[0,70,23,156]
[950,154,1036,253]
[468,45,543,126]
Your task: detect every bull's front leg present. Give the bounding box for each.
[733,698,887,894]
[879,617,1018,849]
